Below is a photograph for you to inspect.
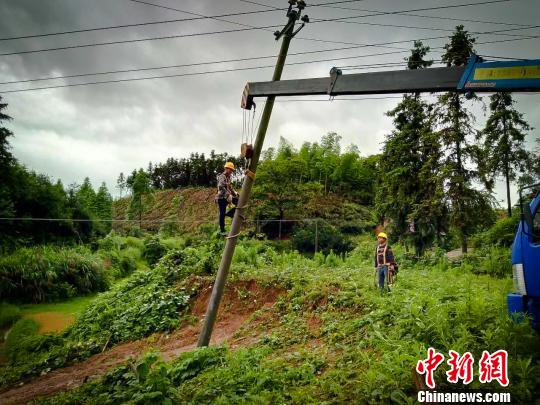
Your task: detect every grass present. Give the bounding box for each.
[0,304,21,329]
[31,237,540,404]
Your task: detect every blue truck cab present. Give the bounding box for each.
[508,183,540,327]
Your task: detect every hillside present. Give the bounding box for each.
[0,236,537,404]
[113,188,375,235]
[113,188,217,233]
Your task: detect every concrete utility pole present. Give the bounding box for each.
[197,0,309,348]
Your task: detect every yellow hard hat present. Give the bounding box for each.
[224,162,235,170]
[377,232,388,239]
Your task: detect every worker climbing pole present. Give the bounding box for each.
[197,0,309,347]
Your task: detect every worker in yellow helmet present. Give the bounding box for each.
[374,231,397,293]
[216,162,238,236]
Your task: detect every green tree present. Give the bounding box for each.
[254,154,319,221]
[319,132,341,194]
[0,96,15,219]
[128,169,153,228]
[376,41,446,255]
[435,25,492,253]
[95,182,113,233]
[76,178,97,215]
[482,92,532,216]
[117,172,126,198]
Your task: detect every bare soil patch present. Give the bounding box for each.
[24,312,75,334]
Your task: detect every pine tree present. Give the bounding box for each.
[435,25,492,253]
[95,182,113,232]
[76,177,97,217]
[482,92,531,216]
[376,41,445,255]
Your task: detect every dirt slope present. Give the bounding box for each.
[113,188,218,233]
[0,280,283,405]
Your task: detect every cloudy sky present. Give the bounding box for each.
[0,0,538,206]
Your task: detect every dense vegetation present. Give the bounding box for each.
[0,235,529,404]
[0,238,143,304]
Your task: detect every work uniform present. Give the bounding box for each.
[216,172,238,233]
[374,242,395,292]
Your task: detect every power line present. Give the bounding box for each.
[304,0,530,26]
[2,33,538,94]
[0,216,325,223]
[0,59,413,94]
[309,0,515,24]
[2,22,536,59]
[243,0,516,25]
[242,0,532,47]
[0,0,368,42]
[0,0,527,57]
[337,60,443,70]
[0,9,279,42]
[0,24,281,57]
[126,0,409,52]
[318,6,531,28]
[277,95,405,101]
[0,49,410,86]
[324,20,539,39]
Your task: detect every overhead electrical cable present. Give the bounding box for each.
[322,20,538,39]
[0,49,410,86]
[0,9,280,42]
[0,0,369,41]
[1,22,537,58]
[0,0,528,57]
[242,0,517,25]
[241,0,533,46]
[0,25,282,57]
[0,60,418,94]
[309,0,515,24]
[314,4,531,27]
[2,33,538,94]
[125,0,409,52]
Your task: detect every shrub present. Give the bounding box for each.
[160,237,185,251]
[160,215,182,237]
[0,303,21,329]
[4,318,39,363]
[292,219,353,256]
[127,227,145,238]
[471,215,519,247]
[97,232,127,251]
[463,245,512,278]
[0,246,110,303]
[143,236,167,266]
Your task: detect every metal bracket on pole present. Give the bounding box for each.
[327,67,342,98]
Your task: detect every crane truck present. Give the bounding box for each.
[508,183,540,327]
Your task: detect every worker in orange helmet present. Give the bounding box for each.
[374,232,397,293]
[216,162,238,236]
